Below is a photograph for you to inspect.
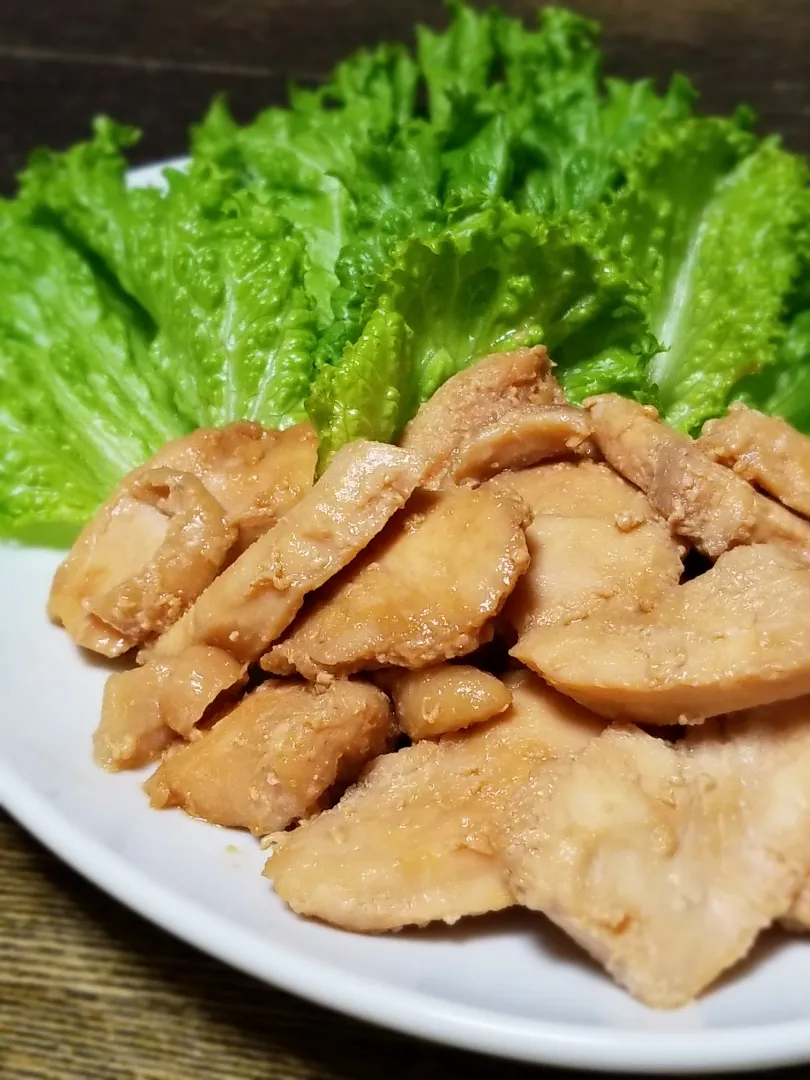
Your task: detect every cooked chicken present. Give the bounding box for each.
[700,403,810,519]
[266,672,605,931]
[492,461,681,636]
[262,485,530,679]
[383,664,512,740]
[513,543,810,724]
[498,701,810,1008]
[150,441,422,664]
[398,346,564,489]
[783,880,810,932]
[450,405,593,485]
[49,468,236,657]
[94,646,246,770]
[145,679,394,836]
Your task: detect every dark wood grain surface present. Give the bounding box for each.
[2,2,810,1077]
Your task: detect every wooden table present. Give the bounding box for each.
[2,2,810,1077]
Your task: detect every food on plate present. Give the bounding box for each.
[12,0,810,1016]
[513,544,810,724]
[498,700,810,1008]
[94,646,246,770]
[146,679,393,835]
[49,468,236,657]
[261,484,530,679]
[267,672,603,931]
[151,440,421,663]
[382,664,512,740]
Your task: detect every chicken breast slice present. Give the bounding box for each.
[450,405,593,485]
[700,403,810,519]
[145,679,394,836]
[261,485,530,679]
[94,646,246,770]
[148,420,318,551]
[783,881,810,931]
[266,672,605,931]
[382,664,512,740]
[398,346,564,489]
[513,543,810,724]
[49,468,236,657]
[150,441,422,664]
[493,461,681,637]
[498,701,810,1008]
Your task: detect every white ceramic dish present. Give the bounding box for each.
[3,163,810,1076]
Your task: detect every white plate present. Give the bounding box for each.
[3,164,810,1076]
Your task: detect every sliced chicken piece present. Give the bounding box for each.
[49,468,236,657]
[398,346,563,489]
[382,664,512,740]
[262,485,530,679]
[499,701,810,1008]
[150,441,421,665]
[783,881,810,932]
[145,679,394,836]
[700,403,810,519]
[450,405,593,485]
[513,543,810,724]
[266,672,604,931]
[748,489,810,552]
[94,646,246,770]
[149,420,318,551]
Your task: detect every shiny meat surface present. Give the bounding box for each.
[450,405,593,484]
[267,672,604,931]
[146,680,394,835]
[499,702,810,1008]
[262,486,530,679]
[151,441,422,664]
[700,404,810,518]
[513,544,810,724]
[49,468,235,657]
[94,645,246,770]
[493,461,681,637]
[398,346,563,489]
[384,664,512,740]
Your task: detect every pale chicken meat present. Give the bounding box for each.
[150,441,422,664]
[586,394,810,559]
[493,461,681,636]
[450,405,593,485]
[513,543,810,724]
[94,646,246,770]
[383,664,512,740]
[398,346,564,489]
[266,672,605,931]
[498,701,810,1008]
[49,468,236,657]
[148,420,318,550]
[783,880,810,931]
[146,679,394,836]
[700,403,810,518]
[261,485,530,679]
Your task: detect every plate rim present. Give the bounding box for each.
[2,161,810,1075]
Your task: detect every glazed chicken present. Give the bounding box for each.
[382,664,513,740]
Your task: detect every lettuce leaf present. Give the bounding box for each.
[601,118,809,432]
[309,203,656,464]
[0,203,185,541]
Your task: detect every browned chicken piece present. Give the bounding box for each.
[94,646,246,770]
[398,346,564,489]
[493,461,681,636]
[149,420,318,551]
[499,700,810,1008]
[700,403,810,519]
[266,672,605,932]
[513,543,810,724]
[150,441,422,664]
[49,468,236,657]
[262,486,530,679]
[450,405,593,485]
[145,679,394,836]
[783,880,810,931]
[382,664,512,740]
